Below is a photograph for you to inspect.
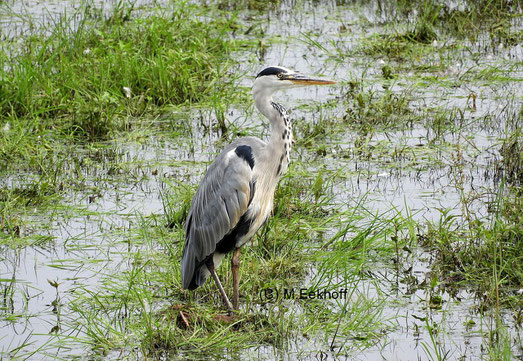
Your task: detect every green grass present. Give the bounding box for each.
[500,129,522,185]
[372,0,521,43]
[1,0,522,359]
[343,0,522,81]
[50,165,415,360]
[0,0,242,243]
[356,31,436,61]
[343,85,415,130]
[0,2,239,156]
[420,182,522,309]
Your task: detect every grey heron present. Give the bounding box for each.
[180,66,336,311]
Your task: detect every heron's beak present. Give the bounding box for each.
[284,73,336,86]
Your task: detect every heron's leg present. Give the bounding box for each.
[232,247,240,311]
[207,260,233,311]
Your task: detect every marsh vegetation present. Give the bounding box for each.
[0,0,521,360]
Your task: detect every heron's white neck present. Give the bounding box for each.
[252,86,292,177]
[252,86,277,120]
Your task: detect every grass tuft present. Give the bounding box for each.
[0,3,237,141]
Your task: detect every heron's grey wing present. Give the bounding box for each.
[181,145,255,290]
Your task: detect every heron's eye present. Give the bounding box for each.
[277,73,284,79]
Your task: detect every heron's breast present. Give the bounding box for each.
[234,170,277,247]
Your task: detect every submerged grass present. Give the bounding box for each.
[374,0,522,43]
[343,84,415,130]
[421,181,522,309]
[416,123,522,313]
[58,164,415,359]
[348,0,522,80]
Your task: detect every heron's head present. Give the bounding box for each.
[252,66,336,98]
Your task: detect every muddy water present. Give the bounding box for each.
[1,0,522,359]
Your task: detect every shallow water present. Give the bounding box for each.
[1,0,522,359]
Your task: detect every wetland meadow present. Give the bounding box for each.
[0,0,521,360]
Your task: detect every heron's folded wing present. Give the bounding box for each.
[181,146,254,289]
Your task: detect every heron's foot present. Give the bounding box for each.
[227,305,241,317]
[213,313,237,323]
